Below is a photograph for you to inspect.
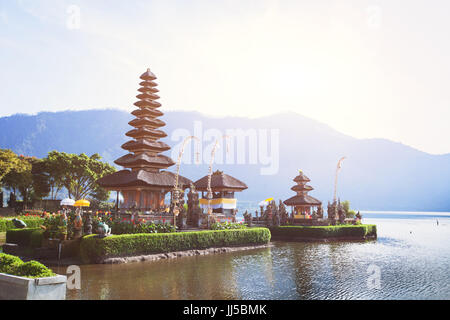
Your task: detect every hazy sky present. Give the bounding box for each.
[0,0,449,154]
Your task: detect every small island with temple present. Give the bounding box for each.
[246,170,377,242]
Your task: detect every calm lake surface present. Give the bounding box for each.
[56,212,450,300]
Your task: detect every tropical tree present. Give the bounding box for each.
[2,155,49,208]
[45,151,116,201]
[0,149,21,185]
[35,151,67,200]
[342,200,356,218]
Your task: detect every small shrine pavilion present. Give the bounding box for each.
[283,170,322,219]
[97,69,192,211]
[194,170,247,223]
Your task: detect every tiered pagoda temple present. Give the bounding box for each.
[97,69,192,211]
[283,170,322,219]
[194,170,247,223]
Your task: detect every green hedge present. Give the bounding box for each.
[0,253,23,274]
[80,228,271,263]
[0,217,44,233]
[0,253,55,278]
[6,228,43,247]
[270,225,377,240]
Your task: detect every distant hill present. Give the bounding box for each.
[1,109,449,211]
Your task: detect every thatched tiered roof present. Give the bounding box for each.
[283,171,322,206]
[97,170,192,189]
[194,170,247,192]
[97,68,191,189]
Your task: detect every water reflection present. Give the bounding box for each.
[56,217,450,300]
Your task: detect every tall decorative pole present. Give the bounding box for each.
[333,157,346,203]
[172,136,200,225]
[172,136,200,206]
[206,136,230,224]
[333,157,346,220]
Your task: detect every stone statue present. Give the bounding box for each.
[187,184,200,227]
[97,222,111,238]
[12,218,27,229]
[338,200,346,224]
[274,208,280,227]
[265,204,273,227]
[177,203,186,230]
[317,206,323,219]
[61,211,68,227]
[84,213,93,235]
[243,210,249,223]
[279,200,288,225]
[271,201,278,225]
[243,210,253,227]
[327,201,337,225]
[73,209,83,239]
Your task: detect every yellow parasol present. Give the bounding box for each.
[259,197,274,207]
[74,199,90,207]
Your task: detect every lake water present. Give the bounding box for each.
[56,212,450,300]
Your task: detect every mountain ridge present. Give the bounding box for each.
[1,109,449,211]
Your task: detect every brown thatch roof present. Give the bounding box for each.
[121,139,171,153]
[293,171,311,183]
[138,86,159,93]
[128,117,165,128]
[140,69,157,81]
[126,127,167,139]
[139,80,158,87]
[136,93,161,101]
[131,108,163,118]
[114,153,174,168]
[283,195,322,206]
[97,170,192,189]
[194,171,247,191]
[134,100,162,108]
[291,184,313,192]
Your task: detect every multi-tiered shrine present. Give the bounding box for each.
[284,170,322,220]
[194,170,248,223]
[97,69,192,211]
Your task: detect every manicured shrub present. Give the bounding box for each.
[111,221,176,235]
[14,261,55,278]
[0,253,23,274]
[0,253,55,278]
[0,217,44,233]
[210,222,248,230]
[6,228,42,246]
[80,228,271,263]
[270,225,377,240]
[30,229,44,248]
